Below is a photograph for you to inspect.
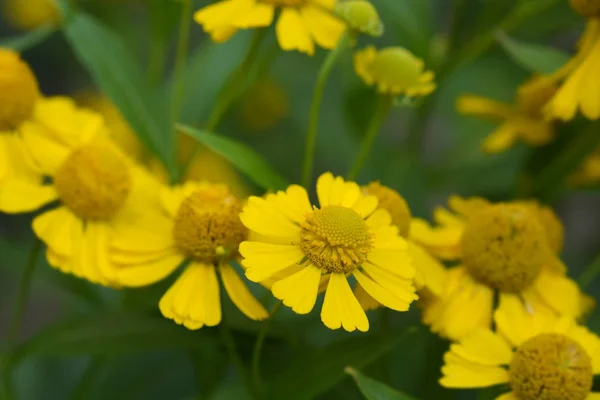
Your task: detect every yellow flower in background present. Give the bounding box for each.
[334,0,383,37]
[239,77,288,133]
[458,76,557,153]
[354,46,436,97]
[193,0,345,55]
[0,98,160,286]
[440,298,600,400]
[546,7,600,121]
[1,0,59,30]
[410,196,589,340]
[570,146,600,186]
[239,172,418,332]
[109,182,268,329]
[354,182,446,311]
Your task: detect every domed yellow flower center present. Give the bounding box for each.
[370,48,422,89]
[260,0,306,7]
[54,143,131,220]
[173,188,247,264]
[461,204,547,293]
[363,182,411,238]
[0,49,40,131]
[510,333,593,400]
[300,205,373,274]
[569,0,600,17]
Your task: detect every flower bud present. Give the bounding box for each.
[335,0,384,37]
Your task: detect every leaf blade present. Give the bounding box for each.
[0,24,56,52]
[346,367,417,400]
[495,31,570,74]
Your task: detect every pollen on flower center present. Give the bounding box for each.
[0,49,40,130]
[173,187,247,264]
[54,143,131,220]
[510,333,593,400]
[461,204,547,293]
[363,182,411,238]
[260,0,306,7]
[300,205,373,274]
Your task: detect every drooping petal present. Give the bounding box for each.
[220,263,268,320]
[300,5,344,50]
[271,264,321,314]
[353,282,380,311]
[115,251,184,287]
[530,270,582,317]
[0,179,57,213]
[234,2,274,28]
[240,196,301,241]
[481,123,518,154]
[239,242,304,282]
[440,352,510,388]
[408,242,446,296]
[276,8,315,55]
[353,269,414,311]
[32,207,83,257]
[495,294,553,347]
[20,120,71,175]
[450,329,513,366]
[321,273,369,332]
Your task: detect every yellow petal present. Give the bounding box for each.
[531,270,581,317]
[159,263,222,330]
[481,123,518,154]
[456,95,512,120]
[495,293,552,347]
[159,181,199,218]
[361,263,417,303]
[354,282,380,311]
[408,242,446,296]
[495,393,516,400]
[409,218,463,260]
[352,195,378,218]
[240,196,301,240]
[353,269,414,311]
[116,251,184,287]
[273,185,312,224]
[80,222,119,285]
[339,182,361,208]
[33,207,83,256]
[239,242,304,282]
[366,208,392,230]
[440,352,510,388]
[111,218,175,254]
[316,172,334,207]
[234,3,274,28]
[300,5,344,50]
[220,263,268,320]
[0,179,57,213]
[20,120,71,174]
[578,38,600,120]
[271,264,321,314]
[321,273,369,332]
[276,8,314,55]
[450,329,513,366]
[587,394,600,400]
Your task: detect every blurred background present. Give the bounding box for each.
[1,0,599,399]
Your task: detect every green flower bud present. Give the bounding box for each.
[335,0,384,37]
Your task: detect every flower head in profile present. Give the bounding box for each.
[410,196,589,340]
[239,172,418,332]
[335,0,383,37]
[353,182,446,311]
[458,76,557,153]
[0,98,159,286]
[546,3,600,121]
[441,297,600,400]
[570,145,600,186]
[354,46,435,98]
[109,181,268,329]
[1,0,59,31]
[193,0,345,55]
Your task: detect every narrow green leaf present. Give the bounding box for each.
[269,327,418,400]
[177,124,288,190]
[11,310,218,364]
[61,7,169,165]
[346,367,417,400]
[495,31,570,74]
[0,24,56,52]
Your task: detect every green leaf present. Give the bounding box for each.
[177,124,289,190]
[11,310,218,364]
[60,7,170,165]
[346,368,417,400]
[269,327,418,400]
[0,24,56,52]
[495,31,570,74]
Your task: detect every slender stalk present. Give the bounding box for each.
[69,357,104,400]
[301,31,353,188]
[251,300,282,397]
[219,321,255,398]
[168,0,193,183]
[579,252,600,289]
[347,95,393,180]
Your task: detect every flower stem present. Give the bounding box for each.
[579,252,600,289]
[251,300,282,397]
[301,31,353,188]
[347,95,393,180]
[219,320,255,397]
[168,0,193,183]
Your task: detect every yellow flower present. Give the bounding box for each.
[410,196,589,340]
[440,297,600,400]
[239,172,418,332]
[238,77,288,132]
[193,0,345,55]
[1,0,59,31]
[457,76,557,153]
[353,46,435,97]
[570,146,600,186]
[0,49,40,131]
[335,0,383,37]
[0,98,159,286]
[546,17,600,121]
[109,182,268,329]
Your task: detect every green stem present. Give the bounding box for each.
[168,0,193,183]
[205,28,268,132]
[69,357,104,400]
[251,300,282,397]
[301,31,353,188]
[347,95,393,180]
[578,252,600,289]
[219,321,255,398]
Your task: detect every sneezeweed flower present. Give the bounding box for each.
[1,0,59,31]
[0,49,39,132]
[354,182,446,311]
[411,196,589,340]
[193,0,345,55]
[440,297,600,400]
[238,77,289,133]
[239,172,418,332]
[354,46,436,99]
[335,0,383,37]
[109,182,268,329]
[457,76,557,153]
[545,1,600,120]
[0,98,159,286]
[570,146,600,186]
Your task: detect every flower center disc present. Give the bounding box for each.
[300,205,373,273]
[0,49,39,130]
[54,143,131,220]
[461,204,546,293]
[510,333,593,400]
[173,187,247,264]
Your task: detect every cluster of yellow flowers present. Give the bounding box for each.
[2,0,600,399]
